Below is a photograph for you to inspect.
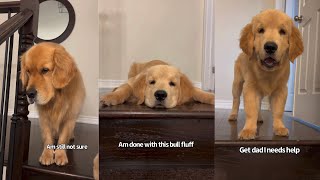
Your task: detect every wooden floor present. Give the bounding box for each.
[214,109,320,180]
[4,119,98,179]
[99,92,214,180]
[215,109,320,142]
[100,89,320,179]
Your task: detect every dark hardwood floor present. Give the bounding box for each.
[216,109,320,142]
[4,119,98,179]
[215,109,320,180]
[99,95,214,180]
[99,88,320,180]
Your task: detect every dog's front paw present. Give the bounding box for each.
[101,93,125,106]
[239,129,256,140]
[228,114,238,121]
[274,127,289,136]
[39,149,54,166]
[55,149,68,166]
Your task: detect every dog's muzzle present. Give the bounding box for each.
[26,88,37,104]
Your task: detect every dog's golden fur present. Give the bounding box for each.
[101,60,214,108]
[229,10,303,140]
[21,42,85,165]
[93,153,99,180]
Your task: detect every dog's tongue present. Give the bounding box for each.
[264,57,276,66]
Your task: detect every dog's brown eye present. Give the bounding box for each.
[41,68,49,74]
[149,80,155,85]
[279,29,286,35]
[169,82,176,87]
[258,28,265,34]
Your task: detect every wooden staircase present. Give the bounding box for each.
[214,109,320,180]
[4,120,98,179]
[99,102,215,180]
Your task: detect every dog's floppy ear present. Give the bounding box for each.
[177,72,193,105]
[132,73,147,105]
[20,54,28,88]
[240,23,254,57]
[289,24,304,62]
[52,46,76,89]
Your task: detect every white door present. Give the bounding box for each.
[293,0,320,125]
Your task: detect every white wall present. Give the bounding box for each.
[38,1,69,40]
[215,0,275,108]
[99,0,205,85]
[60,0,99,121]
[0,0,99,123]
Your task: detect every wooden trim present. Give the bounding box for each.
[0,9,33,45]
[0,1,20,13]
[22,165,93,180]
[100,110,215,119]
[215,140,320,146]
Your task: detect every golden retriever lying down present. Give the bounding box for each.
[21,42,85,165]
[101,60,214,108]
[229,9,303,140]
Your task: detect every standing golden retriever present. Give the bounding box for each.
[101,60,214,108]
[21,42,85,165]
[93,153,99,180]
[228,9,303,140]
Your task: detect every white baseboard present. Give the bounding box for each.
[98,79,126,89]
[215,99,270,110]
[98,79,202,89]
[7,110,98,125]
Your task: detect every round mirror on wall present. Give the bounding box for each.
[35,0,75,44]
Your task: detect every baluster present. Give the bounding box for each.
[6,0,38,179]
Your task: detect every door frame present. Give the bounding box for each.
[202,0,215,91]
[275,0,299,111]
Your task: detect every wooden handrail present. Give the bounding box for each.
[0,9,33,45]
[0,1,20,13]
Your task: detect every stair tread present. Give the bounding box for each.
[4,119,98,179]
[215,109,320,145]
[214,145,320,179]
[101,165,214,179]
[99,88,214,119]
[100,103,214,119]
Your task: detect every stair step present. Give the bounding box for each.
[215,109,320,179]
[4,119,98,179]
[101,165,214,180]
[99,103,214,179]
[100,102,214,119]
[215,109,320,143]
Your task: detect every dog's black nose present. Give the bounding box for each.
[154,90,167,101]
[26,88,37,99]
[264,41,278,54]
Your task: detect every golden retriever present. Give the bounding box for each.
[21,42,85,165]
[101,60,214,108]
[93,153,99,180]
[228,9,303,140]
